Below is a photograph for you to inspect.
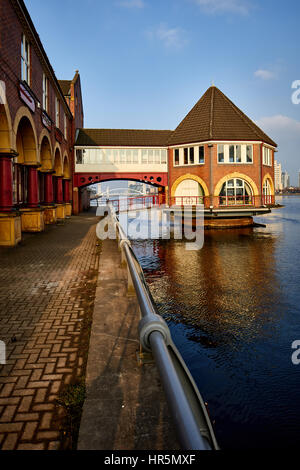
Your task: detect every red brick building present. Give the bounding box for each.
[167,86,276,212]
[0,0,83,246]
[75,86,277,227]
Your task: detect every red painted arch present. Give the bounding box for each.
[74,172,168,188]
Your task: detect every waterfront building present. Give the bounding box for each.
[274,160,283,191]
[0,0,83,246]
[76,86,277,228]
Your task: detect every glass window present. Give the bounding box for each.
[219,178,253,205]
[189,147,194,164]
[76,149,83,164]
[148,150,154,164]
[113,149,119,163]
[246,145,253,163]
[21,34,30,85]
[229,145,235,163]
[106,149,111,162]
[120,150,126,163]
[55,97,60,128]
[126,150,132,163]
[161,150,167,164]
[141,149,148,164]
[42,74,48,112]
[174,149,179,166]
[184,148,188,165]
[154,150,160,164]
[236,145,242,163]
[133,149,138,164]
[199,146,204,164]
[218,145,224,163]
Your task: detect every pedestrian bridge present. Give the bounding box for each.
[74,129,170,189]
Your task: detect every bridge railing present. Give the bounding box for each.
[108,203,219,451]
[109,194,164,212]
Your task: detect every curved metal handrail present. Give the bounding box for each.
[109,204,219,450]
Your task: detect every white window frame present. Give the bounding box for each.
[218,143,254,164]
[263,146,272,166]
[55,97,60,128]
[42,74,49,112]
[21,34,30,85]
[174,146,205,166]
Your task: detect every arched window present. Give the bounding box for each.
[263,179,272,205]
[219,178,253,205]
[174,179,204,205]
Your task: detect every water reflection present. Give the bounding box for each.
[135,228,280,346]
[132,196,300,449]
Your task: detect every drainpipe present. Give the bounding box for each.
[208,143,214,207]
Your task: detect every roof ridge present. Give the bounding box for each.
[81,128,172,132]
[209,86,214,139]
[215,87,274,144]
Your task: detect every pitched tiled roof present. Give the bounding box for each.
[76,129,172,147]
[168,86,277,147]
[58,80,72,96]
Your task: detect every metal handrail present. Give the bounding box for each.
[109,204,219,451]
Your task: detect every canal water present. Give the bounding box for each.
[131,196,300,449]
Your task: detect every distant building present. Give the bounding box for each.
[274,160,283,191]
[282,171,290,189]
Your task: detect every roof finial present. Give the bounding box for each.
[211,79,215,87]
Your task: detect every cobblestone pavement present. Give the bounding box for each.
[0,210,100,450]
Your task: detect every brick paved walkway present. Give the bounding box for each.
[0,210,100,450]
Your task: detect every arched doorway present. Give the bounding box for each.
[39,135,53,206]
[219,178,254,206]
[174,179,205,205]
[14,116,38,207]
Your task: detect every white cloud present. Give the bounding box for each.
[254,69,276,80]
[117,0,145,8]
[147,23,188,49]
[256,115,300,136]
[191,0,251,15]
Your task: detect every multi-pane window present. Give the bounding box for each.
[174,146,205,165]
[42,74,49,112]
[55,97,60,128]
[75,148,167,165]
[219,178,253,205]
[21,34,30,85]
[263,146,272,166]
[218,144,253,163]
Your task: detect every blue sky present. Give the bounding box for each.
[25,0,300,184]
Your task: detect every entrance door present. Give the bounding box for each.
[174,179,203,205]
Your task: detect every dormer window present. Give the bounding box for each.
[21,34,30,85]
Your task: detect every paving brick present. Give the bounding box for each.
[0,212,99,449]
